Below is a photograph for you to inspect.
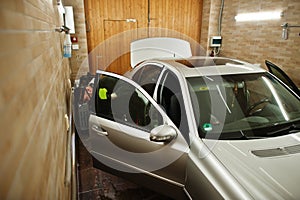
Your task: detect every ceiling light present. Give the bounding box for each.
[235,11,282,22]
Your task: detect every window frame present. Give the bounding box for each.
[94,70,169,133]
[132,63,164,96]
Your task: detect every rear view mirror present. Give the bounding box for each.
[150,125,177,143]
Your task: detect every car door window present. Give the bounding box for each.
[95,73,163,132]
[265,60,300,96]
[132,65,162,96]
[157,70,189,140]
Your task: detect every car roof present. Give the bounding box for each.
[140,56,266,77]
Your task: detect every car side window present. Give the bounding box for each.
[265,60,300,96]
[95,74,163,132]
[157,71,189,139]
[132,65,162,96]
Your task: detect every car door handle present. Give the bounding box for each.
[91,125,108,136]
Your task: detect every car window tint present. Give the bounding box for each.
[187,73,300,139]
[157,71,189,140]
[265,60,300,96]
[132,65,162,96]
[95,74,163,132]
[132,67,143,82]
[94,75,118,120]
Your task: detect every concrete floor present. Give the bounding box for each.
[76,137,172,200]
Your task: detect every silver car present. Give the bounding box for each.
[85,57,300,199]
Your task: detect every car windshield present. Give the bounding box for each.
[186,73,300,140]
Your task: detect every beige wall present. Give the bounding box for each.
[0,0,71,199]
[64,0,89,81]
[201,0,300,86]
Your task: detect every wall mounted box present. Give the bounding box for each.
[210,36,222,47]
[64,6,75,34]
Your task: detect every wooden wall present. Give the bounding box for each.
[149,0,202,41]
[84,0,148,53]
[84,0,203,74]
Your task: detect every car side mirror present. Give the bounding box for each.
[150,125,177,143]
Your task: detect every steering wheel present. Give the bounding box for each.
[247,97,270,116]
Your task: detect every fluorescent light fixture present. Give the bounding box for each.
[235,11,282,22]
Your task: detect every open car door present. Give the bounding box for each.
[265,60,300,96]
[88,70,189,192]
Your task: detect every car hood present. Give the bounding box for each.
[203,132,300,199]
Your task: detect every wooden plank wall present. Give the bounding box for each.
[103,20,138,73]
[149,0,201,41]
[84,0,148,52]
[149,0,203,56]
[84,0,203,74]
[84,0,148,74]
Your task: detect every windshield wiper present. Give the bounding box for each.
[222,130,266,140]
[266,123,300,136]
